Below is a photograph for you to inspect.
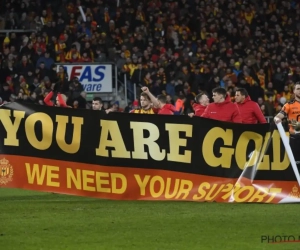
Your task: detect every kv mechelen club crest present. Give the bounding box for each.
[0,158,14,185]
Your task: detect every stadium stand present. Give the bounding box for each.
[0,0,300,119]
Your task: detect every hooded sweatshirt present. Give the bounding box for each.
[44,91,68,107]
[235,96,267,124]
[158,104,176,115]
[193,103,207,116]
[201,95,242,123]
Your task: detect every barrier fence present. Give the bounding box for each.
[265,116,274,123]
[0,102,299,203]
[0,29,37,37]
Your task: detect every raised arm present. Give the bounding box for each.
[44,91,54,106]
[141,87,161,108]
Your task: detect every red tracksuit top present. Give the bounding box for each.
[235,96,267,124]
[193,103,207,117]
[201,96,242,123]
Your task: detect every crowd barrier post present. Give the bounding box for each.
[114,64,118,97]
[124,73,128,105]
[134,83,137,101]
[265,116,274,123]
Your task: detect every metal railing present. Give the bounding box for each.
[122,74,138,103]
[265,116,274,123]
[122,73,136,104]
[0,29,37,36]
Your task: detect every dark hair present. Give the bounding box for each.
[93,97,102,103]
[212,87,227,98]
[195,92,207,103]
[157,94,167,104]
[140,92,151,101]
[178,94,186,100]
[236,88,249,97]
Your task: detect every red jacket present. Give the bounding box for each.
[158,104,176,115]
[44,91,68,107]
[193,103,206,117]
[201,96,242,123]
[235,96,267,124]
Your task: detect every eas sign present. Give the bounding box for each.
[61,64,113,93]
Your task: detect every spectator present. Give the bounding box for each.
[124,101,134,113]
[108,101,123,113]
[189,92,210,118]
[201,87,242,123]
[73,91,87,109]
[166,94,175,105]
[141,86,176,115]
[130,94,156,114]
[235,88,267,124]
[175,95,186,114]
[131,63,146,88]
[36,51,54,70]
[44,86,69,108]
[0,83,12,102]
[0,0,299,122]
[68,78,83,101]
[95,48,107,63]
[92,97,105,112]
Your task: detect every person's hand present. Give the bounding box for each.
[141,86,149,93]
[105,108,113,114]
[188,113,194,118]
[289,119,297,126]
[289,119,300,131]
[274,117,282,124]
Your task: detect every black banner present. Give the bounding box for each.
[0,102,297,181]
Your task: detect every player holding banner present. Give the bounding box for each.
[274,82,300,168]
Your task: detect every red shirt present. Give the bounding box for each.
[236,96,267,124]
[201,96,242,123]
[158,104,176,115]
[193,103,206,117]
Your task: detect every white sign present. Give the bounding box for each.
[59,64,113,93]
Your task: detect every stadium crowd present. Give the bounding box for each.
[1,0,300,119]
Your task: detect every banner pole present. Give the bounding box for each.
[276,122,300,186]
